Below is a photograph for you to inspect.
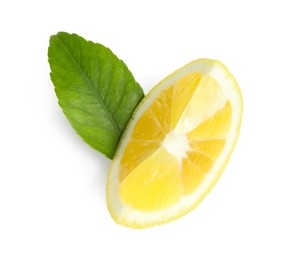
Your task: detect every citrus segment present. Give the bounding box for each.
[176,74,225,132]
[187,101,232,140]
[132,85,173,138]
[170,72,202,128]
[119,140,160,181]
[181,154,206,195]
[119,147,182,211]
[189,140,226,160]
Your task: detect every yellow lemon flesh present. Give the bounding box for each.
[107,59,243,228]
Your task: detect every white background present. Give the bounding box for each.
[1,0,294,259]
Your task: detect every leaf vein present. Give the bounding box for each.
[55,35,121,136]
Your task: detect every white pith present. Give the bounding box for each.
[162,130,191,162]
[107,59,243,228]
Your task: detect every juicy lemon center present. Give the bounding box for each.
[162,130,191,161]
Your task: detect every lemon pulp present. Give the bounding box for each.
[119,72,231,211]
[107,59,243,228]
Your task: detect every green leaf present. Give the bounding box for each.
[48,32,144,159]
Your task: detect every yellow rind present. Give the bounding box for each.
[106,59,243,229]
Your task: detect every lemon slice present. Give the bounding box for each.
[107,59,243,228]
